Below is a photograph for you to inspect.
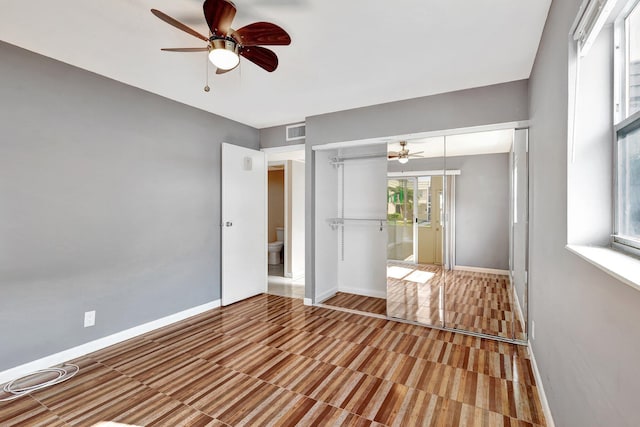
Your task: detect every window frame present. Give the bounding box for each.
[613,1,640,255]
[613,112,640,254]
[614,0,640,123]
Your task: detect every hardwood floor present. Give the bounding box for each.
[321,263,525,340]
[0,294,544,426]
[444,269,525,340]
[324,292,387,316]
[387,263,526,340]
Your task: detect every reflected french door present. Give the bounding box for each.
[386,178,416,262]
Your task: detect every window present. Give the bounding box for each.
[624,2,640,117]
[615,0,640,254]
[417,177,432,225]
[615,122,640,252]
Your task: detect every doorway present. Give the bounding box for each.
[264,145,305,299]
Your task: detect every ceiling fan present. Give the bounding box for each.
[388,141,424,164]
[151,0,291,74]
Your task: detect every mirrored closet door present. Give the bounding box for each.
[386,137,446,328]
[386,129,528,341]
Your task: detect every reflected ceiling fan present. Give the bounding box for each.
[151,0,291,74]
[388,141,424,164]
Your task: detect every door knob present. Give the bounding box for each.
[225,221,233,227]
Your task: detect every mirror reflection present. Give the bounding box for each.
[314,128,528,342]
[386,129,528,341]
[386,137,446,327]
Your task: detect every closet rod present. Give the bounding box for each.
[328,217,387,231]
[329,153,387,165]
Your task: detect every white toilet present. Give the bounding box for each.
[268,227,284,265]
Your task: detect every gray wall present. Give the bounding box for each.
[389,153,510,270]
[528,2,640,426]
[306,80,528,145]
[304,81,529,299]
[0,42,259,370]
[260,124,304,149]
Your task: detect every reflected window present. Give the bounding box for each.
[417,177,432,225]
[387,179,413,223]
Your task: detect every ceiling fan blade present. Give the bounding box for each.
[409,151,424,155]
[240,46,278,72]
[203,0,237,36]
[151,9,209,42]
[388,153,400,159]
[232,22,291,46]
[161,48,209,52]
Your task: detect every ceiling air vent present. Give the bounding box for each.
[286,123,306,141]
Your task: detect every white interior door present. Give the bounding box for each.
[221,143,266,306]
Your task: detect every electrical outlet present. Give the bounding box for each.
[84,310,96,327]
[531,320,535,340]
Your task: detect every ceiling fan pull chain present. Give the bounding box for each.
[204,54,211,92]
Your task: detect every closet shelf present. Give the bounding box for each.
[328,217,387,231]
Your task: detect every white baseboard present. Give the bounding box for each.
[338,286,387,299]
[285,270,305,280]
[315,287,338,303]
[528,341,556,427]
[303,298,313,306]
[508,271,526,334]
[291,272,305,280]
[512,285,526,330]
[316,303,387,320]
[0,300,221,385]
[453,265,510,275]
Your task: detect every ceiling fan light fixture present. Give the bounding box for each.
[208,39,240,70]
[398,156,409,164]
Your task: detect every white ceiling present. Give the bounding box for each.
[388,129,514,158]
[0,0,551,129]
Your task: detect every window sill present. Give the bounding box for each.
[566,245,640,292]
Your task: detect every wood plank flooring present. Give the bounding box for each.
[324,292,387,316]
[323,262,526,340]
[387,263,526,340]
[444,269,525,340]
[322,263,525,340]
[0,294,544,426]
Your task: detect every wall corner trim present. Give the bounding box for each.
[528,340,556,427]
[0,300,221,384]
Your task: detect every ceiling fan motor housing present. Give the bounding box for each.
[210,37,239,54]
